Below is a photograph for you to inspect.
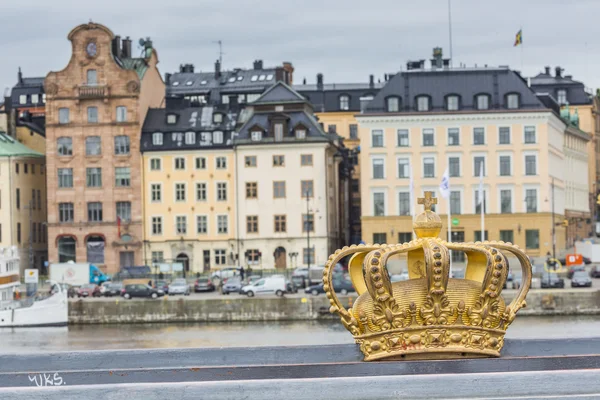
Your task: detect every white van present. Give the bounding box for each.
[241,276,287,297]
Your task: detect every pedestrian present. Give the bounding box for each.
[240,266,245,281]
[148,279,153,287]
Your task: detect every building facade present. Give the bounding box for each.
[358,64,588,258]
[44,22,164,273]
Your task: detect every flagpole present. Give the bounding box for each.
[520,26,523,72]
[448,0,453,66]
[478,167,485,241]
[410,165,416,241]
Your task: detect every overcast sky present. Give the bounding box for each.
[0,0,598,94]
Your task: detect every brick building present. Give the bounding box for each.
[44,22,164,273]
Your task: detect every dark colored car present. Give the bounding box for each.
[305,278,355,296]
[571,271,592,288]
[194,277,215,292]
[155,280,170,294]
[567,265,586,279]
[60,283,77,298]
[77,284,101,298]
[121,284,164,299]
[102,283,123,297]
[222,276,243,294]
[541,273,565,289]
[591,266,600,278]
[291,268,309,288]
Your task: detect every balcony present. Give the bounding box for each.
[77,84,109,99]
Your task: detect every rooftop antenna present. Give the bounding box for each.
[213,40,224,68]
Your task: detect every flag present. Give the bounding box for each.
[117,216,122,238]
[478,167,484,205]
[514,29,522,47]
[439,168,450,199]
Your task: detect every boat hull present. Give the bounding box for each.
[0,293,68,328]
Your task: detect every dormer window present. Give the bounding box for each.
[557,89,567,105]
[251,75,258,82]
[446,95,459,111]
[213,113,223,124]
[266,74,273,80]
[152,132,163,145]
[258,75,266,81]
[213,131,224,144]
[200,80,207,85]
[172,82,180,86]
[506,93,520,109]
[185,81,193,86]
[296,129,306,140]
[274,124,284,142]
[386,96,400,112]
[31,94,39,104]
[339,95,350,111]
[237,76,243,81]
[228,77,236,83]
[416,96,430,111]
[251,131,262,141]
[476,94,490,110]
[167,114,177,124]
[185,131,196,145]
[360,96,373,113]
[19,95,27,104]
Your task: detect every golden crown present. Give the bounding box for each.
[324,191,532,361]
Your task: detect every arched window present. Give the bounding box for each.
[339,95,350,111]
[86,235,105,264]
[475,94,491,110]
[58,236,76,263]
[386,96,400,112]
[445,94,460,111]
[506,93,520,109]
[416,95,430,111]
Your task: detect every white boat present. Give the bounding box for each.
[0,247,68,327]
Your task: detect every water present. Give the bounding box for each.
[0,316,598,354]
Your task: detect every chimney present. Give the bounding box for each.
[215,60,221,79]
[544,66,550,75]
[369,74,374,89]
[317,73,323,91]
[282,62,294,85]
[303,77,306,85]
[17,67,22,85]
[565,75,573,80]
[112,35,121,57]
[431,47,443,69]
[555,66,562,78]
[275,67,284,83]
[165,73,171,84]
[179,64,194,73]
[253,59,263,70]
[121,36,132,58]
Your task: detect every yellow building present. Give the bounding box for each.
[141,108,236,274]
[0,133,47,272]
[15,123,45,154]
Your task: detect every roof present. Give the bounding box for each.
[253,81,306,104]
[17,116,46,136]
[296,82,384,112]
[0,134,43,157]
[116,55,150,80]
[530,69,592,105]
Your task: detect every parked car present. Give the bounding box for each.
[291,268,309,288]
[241,276,287,297]
[541,273,565,289]
[245,275,262,286]
[194,277,215,292]
[60,283,77,298]
[77,284,101,298]
[591,266,600,278]
[121,284,164,299]
[168,279,190,296]
[567,265,586,279]
[305,278,355,296]
[222,276,243,295]
[511,271,523,290]
[155,280,170,294]
[571,271,593,288]
[286,279,298,294]
[102,282,123,297]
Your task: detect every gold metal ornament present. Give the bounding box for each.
[324,191,532,361]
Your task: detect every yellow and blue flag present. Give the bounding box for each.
[514,30,523,46]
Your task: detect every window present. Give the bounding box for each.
[339,95,350,110]
[57,137,72,156]
[24,164,28,174]
[114,136,130,155]
[526,230,540,249]
[15,163,19,174]
[58,237,76,262]
[59,108,70,124]
[500,190,512,213]
[301,154,313,166]
[31,189,36,210]
[59,203,74,222]
[499,156,511,176]
[473,128,485,145]
[32,164,35,174]
[449,157,460,177]
[245,156,257,167]
[87,202,103,222]
[247,216,258,233]
[152,217,162,235]
[150,158,161,171]
[349,124,358,139]
[474,157,485,176]
[475,190,486,214]
[397,129,409,147]
[301,180,314,197]
[115,167,130,187]
[506,93,520,109]
[115,106,127,122]
[476,94,489,110]
[302,214,314,232]
[303,248,315,265]
[373,158,384,179]
[525,189,537,212]
[19,95,27,104]
[175,157,185,170]
[498,127,511,145]
[86,167,102,187]
[423,157,435,178]
[151,251,164,264]
[500,230,514,243]
[371,130,384,147]
[185,131,196,145]
[295,129,306,140]
[87,69,97,85]
[417,96,430,111]
[32,222,37,242]
[176,216,187,235]
[274,124,284,142]
[16,189,20,209]
[273,155,285,167]
[175,183,186,201]
[398,232,412,243]
[17,223,21,243]
[32,94,40,104]
[85,136,101,155]
[37,189,41,210]
[197,216,207,234]
[196,183,207,201]
[398,192,410,216]
[215,249,226,265]
[557,89,567,105]
[524,126,536,144]
[246,249,260,264]
[273,181,286,198]
[167,114,177,124]
[116,202,131,221]
[213,113,223,124]
[217,215,228,234]
[217,182,227,201]
[447,128,459,146]
[474,231,489,242]
[446,95,459,111]
[387,97,400,112]
[373,233,387,244]
[246,182,258,199]
[87,106,98,123]
[274,215,287,233]
[373,192,385,216]
[251,131,263,141]
[525,155,537,175]
[216,157,227,169]
[398,158,409,178]
[328,125,337,134]
[151,183,162,202]
[57,168,73,188]
[152,132,163,145]
[422,129,434,146]
[450,191,461,214]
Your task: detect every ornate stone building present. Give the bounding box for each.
[44,22,164,273]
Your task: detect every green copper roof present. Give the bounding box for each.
[119,55,149,80]
[0,134,43,157]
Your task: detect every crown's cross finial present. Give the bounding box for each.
[417,191,437,212]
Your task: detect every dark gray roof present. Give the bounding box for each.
[236,110,330,145]
[296,83,383,113]
[530,70,592,105]
[365,67,546,113]
[10,71,45,109]
[253,81,306,104]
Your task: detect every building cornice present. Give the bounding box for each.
[356,110,556,125]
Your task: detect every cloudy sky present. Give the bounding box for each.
[0,0,597,93]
